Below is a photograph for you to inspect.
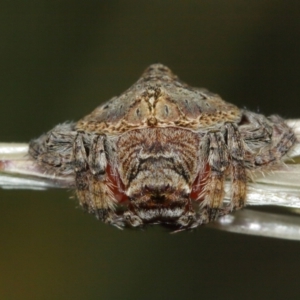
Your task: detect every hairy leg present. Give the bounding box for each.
[73,133,121,226]
[240,113,297,167]
[254,116,296,166]
[200,131,229,222]
[239,110,273,144]
[225,123,247,211]
[29,123,77,174]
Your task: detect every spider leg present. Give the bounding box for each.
[198,123,247,225]
[73,133,122,227]
[225,123,247,211]
[200,131,229,222]
[29,123,77,174]
[240,113,297,167]
[253,115,296,166]
[239,110,273,143]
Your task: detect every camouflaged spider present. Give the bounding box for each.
[29,64,296,230]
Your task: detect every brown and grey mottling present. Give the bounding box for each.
[29,64,297,230]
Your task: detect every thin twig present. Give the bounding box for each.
[0,143,74,189]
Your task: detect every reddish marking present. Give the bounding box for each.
[106,164,128,203]
[190,163,210,201]
[106,163,209,204]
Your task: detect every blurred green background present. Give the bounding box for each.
[1,1,300,299]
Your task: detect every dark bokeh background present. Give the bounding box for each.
[1,1,300,299]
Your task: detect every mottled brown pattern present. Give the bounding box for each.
[77,65,241,134]
[29,64,297,230]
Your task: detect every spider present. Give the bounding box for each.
[29,64,296,230]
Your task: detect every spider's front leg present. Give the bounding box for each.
[73,133,123,228]
[239,110,273,143]
[239,112,296,167]
[200,130,229,222]
[29,123,77,174]
[200,123,247,223]
[225,123,247,211]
